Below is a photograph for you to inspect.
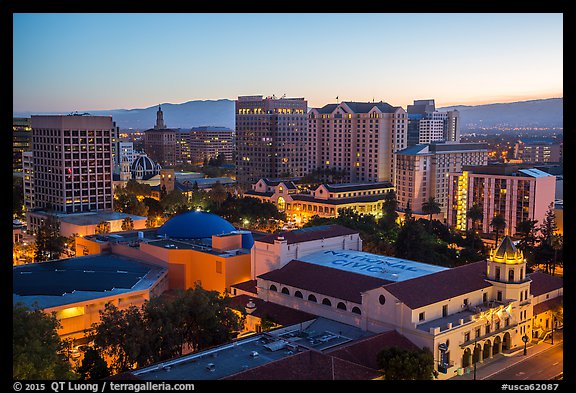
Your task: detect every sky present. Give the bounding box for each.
[13,13,563,113]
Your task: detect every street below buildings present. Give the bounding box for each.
[451,329,563,381]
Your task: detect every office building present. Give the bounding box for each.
[13,117,32,172]
[235,95,308,185]
[407,100,460,147]
[308,101,407,183]
[514,140,563,164]
[394,142,488,217]
[144,106,176,167]
[187,126,234,165]
[29,114,115,214]
[447,165,556,237]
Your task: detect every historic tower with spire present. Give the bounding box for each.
[485,236,533,345]
[155,105,166,129]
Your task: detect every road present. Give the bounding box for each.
[483,343,563,380]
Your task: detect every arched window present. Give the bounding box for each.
[269,284,277,292]
[279,186,284,193]
[322,298,332,307]
[508,269,515,282]
[337,302,347,311]
[308,294,317,303]
[277,196,286,210]
[281,287,290,295]
[352,307,362,315]
[294,291,303,298]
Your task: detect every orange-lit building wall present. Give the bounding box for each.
[138,242,251,294]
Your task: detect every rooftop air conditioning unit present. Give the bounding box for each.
[250,351,259,358]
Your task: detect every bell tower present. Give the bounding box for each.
[486,236,531,304]
[155,105,166,129]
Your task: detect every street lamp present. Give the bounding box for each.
[522,334,529,355]
[551,316,555,345]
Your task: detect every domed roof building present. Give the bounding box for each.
[131,153,162,180]
[157,211,254,249]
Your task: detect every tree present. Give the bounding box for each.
[95,221,111,234]
[34,215,67,262]
[209,181,228,209]
[377,346,435,380]
[549,234,563,276]
[121,217,134,231]
[90,303,145,373]
[467,204,484,251]
[515,219,539,268]
[535,203,558,274]
[13,303,77,380]
[403,201,413,224]
[75,348,110,380]
[380,190,399,230]
[422,197,441,231]
[490,214,506,245]
[13,175,25,219]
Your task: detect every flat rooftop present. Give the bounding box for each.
[41,211,147,226]
[133,317,371,381]
[13,254,167,309]
[298,249,448,282]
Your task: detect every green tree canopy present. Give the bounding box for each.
[34,215,67,262]
[90,284,244,374]
[75,348,110,380]
[377,346,435,380]
[13,303,77,380]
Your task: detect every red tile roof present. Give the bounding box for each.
[327,330,419,370]
[222,349,381,380]
[528,271,563,296]
[229,294,316,326]
[256,224,358,245]
[231,279,257,295]
[258,260,391,303]
[533,295,563,315]
[383,260,492,309]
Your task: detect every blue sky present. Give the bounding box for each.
[13,13,563,112]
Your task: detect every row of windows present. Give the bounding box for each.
[269,284,362,315]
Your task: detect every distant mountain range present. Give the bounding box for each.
[14,97,562,131]
[438,98,563,131]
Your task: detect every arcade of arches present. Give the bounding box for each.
[461,332,511,368]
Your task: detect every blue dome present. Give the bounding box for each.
[158,211,237,240]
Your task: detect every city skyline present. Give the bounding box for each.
[13,13,563,113]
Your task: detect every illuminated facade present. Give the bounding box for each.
[447,165,556,236]
[76,211,253,294]
[245,178,394,225]
[13,254,169,340]
[236,95,308,185]
[247,227,562,379]
[13,117,32,172]
[308,101,407,183]
[187,126,234,165]
[394,142,488,217]
[29,115,115,214]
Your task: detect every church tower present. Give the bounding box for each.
[155,105,166,129]
[120,154,131,183]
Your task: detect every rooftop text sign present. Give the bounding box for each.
[299,250,447,282]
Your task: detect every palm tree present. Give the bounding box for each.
[209,181,227,209]
[467,204,484,251]
[422,197,441,231]
[515,219,538,267]
[490,214,506,246]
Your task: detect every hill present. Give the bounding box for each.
[438,97,562,131]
